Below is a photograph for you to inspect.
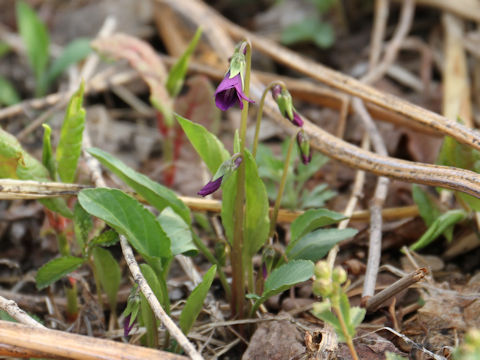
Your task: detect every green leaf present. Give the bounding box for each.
[0,76,20,106]
[410,209,467,251]
[179,265,216,334]
[286,228,357,262]
[220,169,237,244]
[412,185,441,227]
[0,42,10,58]
[73,201,92,253]
[0,127,72,218]
[349,306,366,331]
[16,0,49,93]
[281,18,334,49]
[78,188,171,259]
[36,256,84,290]
[176,114,230,174]
[291,208,347,243]
[41,124,56,179]
[157,207,197,256]
[252,260,314,313]
[87,147,191,225]
[43,38,91,91]
[92,247,121,311]
[90,229,119,248]
[166,28,202,97]
[244,150,270,259]
[301,183,336,209]
[56,82,85,183]
[140,263,169,313]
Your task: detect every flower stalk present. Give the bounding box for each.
[231,40,252,318]
[269,131,298,239]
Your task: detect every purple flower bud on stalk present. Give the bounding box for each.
[214,71,254,111]
[124,315,136,337]
[297,130,312,165]
[197,155,243,197]
[271,85,303,127]
[197,176,223,197]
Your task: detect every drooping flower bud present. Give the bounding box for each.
[271,85,303,127]
[122,285,140,337]
[197,155,242,197]
[296,129,312,165]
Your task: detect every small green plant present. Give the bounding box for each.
[311,261,365,360]
[280,0,336,49]
[16,1,91,96]
[454,329,480,360]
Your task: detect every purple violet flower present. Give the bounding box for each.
[215,71,254,111]
[197,177,223,197]
[292,111,304,127]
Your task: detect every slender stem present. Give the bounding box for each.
[192,232,231,300]
[269,132,297,239]
[332,305,359,360]
[252,81,287,157]
[231,40,251,318]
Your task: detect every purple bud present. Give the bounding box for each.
[214,71,254,111]
[197,177,223,197]
[124,315,136,337]
[297,130,312,165]
[292,111,304,127]
[262,262,268,280]
[271,85,282,100]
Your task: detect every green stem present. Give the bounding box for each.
[252,81,287,158]
[192,232,231,300]
[268,132,297,239]
[231,40,252,318]
[333,305,359,360]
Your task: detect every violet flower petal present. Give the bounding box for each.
[214,72,254,111]
[197,176,223,197]
[124,315,136,337]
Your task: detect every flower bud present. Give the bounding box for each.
[297,129,312,165]
[314,261,330,280]
[332,266,347,284]
[313,278,333,297]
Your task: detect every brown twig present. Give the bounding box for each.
[0,296,45,329]
[0,320,187,360]
[365,268,428,312]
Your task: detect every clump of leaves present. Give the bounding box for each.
[256,140,335,210]
[16,0,91,96]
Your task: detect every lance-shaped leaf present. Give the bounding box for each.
[140,263,170,313]
[157,207,197,256]
[41,124,56,179]
[43,38,91,92]
[73,201,92,254]
[93,247,121,311]
[36,256,85,290]
[16,0,49,94]
[92,33,173,125]
[56,82,85,183]
[87,147,190,224]
[290,208,347,244]
[0,76,20,106]
[244,150,269,259]
[179,265,216,334]
[0,127,72,218]
[78,188,171,259]
[166,28,202,97]
[250,260,314,313]
[176,114,230,174]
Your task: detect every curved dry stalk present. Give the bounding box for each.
[120,236,203,360]
[0,296,45,328]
